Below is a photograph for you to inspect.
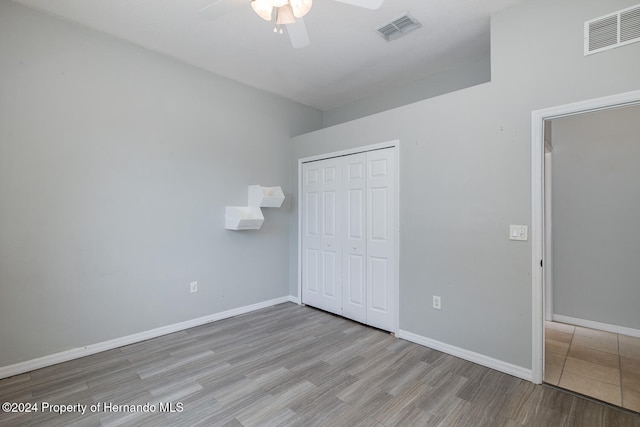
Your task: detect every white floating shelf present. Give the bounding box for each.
[225,206,264,230]
[249,185,285,208]
[225,185,285,231]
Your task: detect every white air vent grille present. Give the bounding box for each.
[376,13,421,42]
[621,7,640,42]
[588,15,618,51]
[585,4,640,55]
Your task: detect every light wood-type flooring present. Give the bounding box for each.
[545,321,640,412]
[1,303,639,426]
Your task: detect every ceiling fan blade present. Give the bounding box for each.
[286,18,310,49]
[198,0,245,21]
[334,0,384,9]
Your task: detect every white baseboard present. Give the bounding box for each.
[398,330,533,382]
[288,295,300,304]
[0,296,291,380]
[552,314,640,338]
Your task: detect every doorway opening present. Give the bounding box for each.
[532,90,640,411]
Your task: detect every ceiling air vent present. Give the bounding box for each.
[376,13,421,42]
[584,3,640,55]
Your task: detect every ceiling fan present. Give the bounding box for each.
[198,0,385,49]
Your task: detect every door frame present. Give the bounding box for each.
[297,140,400,335]
[531,90,640,384]
[544,148,552,322]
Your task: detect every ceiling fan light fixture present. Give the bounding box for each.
[290,0,312,18]
[251,0,273,21]
[252,0,312,23]
[276,5,296,25]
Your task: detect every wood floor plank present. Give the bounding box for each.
[1,302,639,426]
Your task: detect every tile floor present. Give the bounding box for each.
[545,321,640,412]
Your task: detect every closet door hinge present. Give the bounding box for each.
[540,259,543,268]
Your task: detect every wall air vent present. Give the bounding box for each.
[376,13,421,42]
[585,3,640,55]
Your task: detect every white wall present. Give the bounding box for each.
[0,1,322,367]
[552,105,640,330]
[322,56,491,127]
[291,0,640,370]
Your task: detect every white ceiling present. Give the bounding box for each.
[13,0,523,111]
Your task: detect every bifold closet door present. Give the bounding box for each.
[302,147,396,332]
[364,148,396,331]
[342,153,367,324]
[301,158,342,316]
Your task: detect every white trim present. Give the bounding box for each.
[399,330,532,382]
[531,109,545,384]
[531,89,640,385]
[298,141,398,165]
[288,295,300,304]
[0,296,290,380]
[553,314,640,338]
[393,142,400,336]
[544,152,553,322]
[297,140,401,335]
[297,156,303,306]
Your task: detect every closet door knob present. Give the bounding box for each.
[353,245,357,250]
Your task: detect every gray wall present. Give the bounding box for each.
[0,1,322,367]
[552,105,640,330]
[291,0,640,369]
[322,56,491,127]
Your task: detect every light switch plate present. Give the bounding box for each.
[509,225,528,241]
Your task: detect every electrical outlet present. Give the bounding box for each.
[190,281,198,293]
[433,296,441,310]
